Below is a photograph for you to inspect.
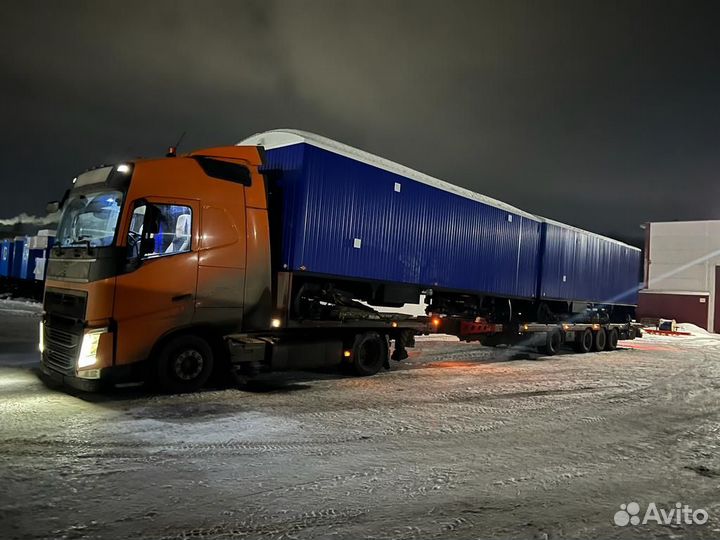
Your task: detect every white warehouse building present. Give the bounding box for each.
[638,219,720,332]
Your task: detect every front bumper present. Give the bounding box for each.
[39,363,105,392]
[41,318,134,392]
[40,359,147,392]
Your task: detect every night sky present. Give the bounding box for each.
[3,0,720,243]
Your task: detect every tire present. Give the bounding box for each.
[352,332,388,376]
[605,328,619,351]
[627,326,637,340]
[156,334,214,393]
[574,328,593,353]
[593,328,607,352]
[541,330,561,356]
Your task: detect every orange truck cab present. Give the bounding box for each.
[40,146,276,391]
[41,140,424,393]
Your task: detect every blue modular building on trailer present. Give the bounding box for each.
[241,130,640,311]
[258,139,543,301]
[20,244,45,281]
[11,237,26,279]
[0,233,55,299]
[0,239,14,277]
[539,220,641,306]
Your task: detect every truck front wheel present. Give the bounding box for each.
[352,332,388,376]
[156,334,214,393]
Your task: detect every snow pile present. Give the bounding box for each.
[675,322,712,335]
[0,211,60,227]
[415,334,459,342]
[0,298,42,318]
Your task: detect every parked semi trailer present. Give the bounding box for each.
[40,130,642,392]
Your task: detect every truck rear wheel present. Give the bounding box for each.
[605,328,619,350]
[352,332,388,376]
[541,330,561,356]
[156,334,214,393]
[574,328,593,353]
[593,328,607,351]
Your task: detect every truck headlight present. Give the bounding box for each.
[78,329,106,369]
[39,321,44,353]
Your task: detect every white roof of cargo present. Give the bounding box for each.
[539,217,640,250]
[238,129,538,220]
[238,129,638,250]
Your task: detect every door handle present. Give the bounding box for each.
[172,293,193,302]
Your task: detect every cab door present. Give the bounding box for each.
[113,197,199,366]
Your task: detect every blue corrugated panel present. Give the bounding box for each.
[0,239,14,277]
[265,144,542,299]
[539,222,641,306]
[20,244,44,281]
[11,238,26,279]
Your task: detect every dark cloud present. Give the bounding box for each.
[2,0,720,243]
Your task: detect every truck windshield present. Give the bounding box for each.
[56,190,124,248]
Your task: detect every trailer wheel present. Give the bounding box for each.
[605,328,619,351]
[593,328,607,351]
[541,330,561,356]
[574,328,593,353]
[156,334,214,393]
[352,332,388,376]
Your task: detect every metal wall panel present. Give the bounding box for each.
[11,238,26,279]
[261,143,306,273]
[0,239,14,277]
[637,291,709,330]
[266,144,541,299]
[539,222,641,305]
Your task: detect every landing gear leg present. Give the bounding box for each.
[391,340,408,361]
[391,330,413,362]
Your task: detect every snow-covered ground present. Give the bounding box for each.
[1,299,720,539]
[0,297,41,368]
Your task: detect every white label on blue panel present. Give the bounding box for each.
[562,275,567,282]
[507,214,513,222]
[353,238,362,249]
[394,182,401,192]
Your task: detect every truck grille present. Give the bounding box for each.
[44,323,82,374]
[43,288,87,320]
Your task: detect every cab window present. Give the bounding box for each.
[128,203,193,259]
